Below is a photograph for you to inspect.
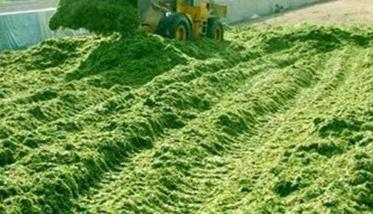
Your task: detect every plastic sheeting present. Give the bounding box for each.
[0,9,87,51]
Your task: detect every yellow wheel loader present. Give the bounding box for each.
[138,0,227,41]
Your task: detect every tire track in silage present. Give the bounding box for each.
[196,47,359,213]
[1,26,372,214]
[75,47,323,213]
[0,41,251,169]
[1,40,277,213]
[222,49,372,213]
[72,54,278,213]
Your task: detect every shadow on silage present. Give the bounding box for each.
[65,34,233,88]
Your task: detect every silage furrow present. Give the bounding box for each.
[73,27,373,213]
[75,46,322,213]
[0,80,119,167]
[1,25,372,213]
[197,46,373,213]
[0,36,253,165]
[0,35,279,212]
[2,29,311,212]
[196,46,359,213]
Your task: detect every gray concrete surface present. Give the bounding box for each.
[216,0,325,23]
[252,0,373,25]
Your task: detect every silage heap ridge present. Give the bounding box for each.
[0,25,372,213]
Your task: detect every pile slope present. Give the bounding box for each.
[0,25,372,213]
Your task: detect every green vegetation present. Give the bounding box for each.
[0,25,372,213]
[49,0,139,35]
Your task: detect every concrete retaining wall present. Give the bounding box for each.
[0,9,87,51]
[215,0,325,23]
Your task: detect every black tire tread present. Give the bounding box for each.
[207,17,224,41]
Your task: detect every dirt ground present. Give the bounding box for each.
[252,0,373,25]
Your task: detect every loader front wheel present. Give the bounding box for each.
[175,24,187,41]
[169,15,191,41]
[207,18,224,41]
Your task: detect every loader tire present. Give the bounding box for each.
[157,14,192,41]
[207,17,224,41]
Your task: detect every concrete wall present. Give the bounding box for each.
[215,0,325,23]
[0,9,87,50]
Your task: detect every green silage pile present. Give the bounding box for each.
[0,25,372,213]
[49,0,139,35]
